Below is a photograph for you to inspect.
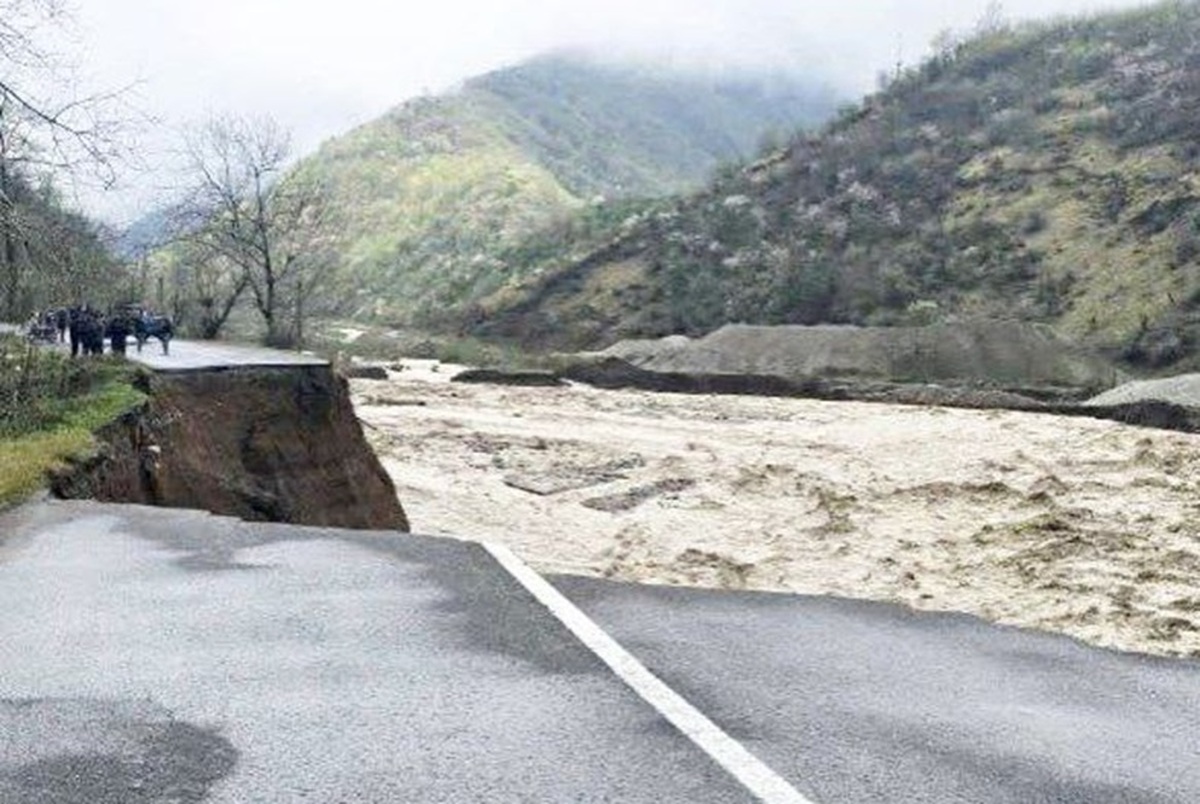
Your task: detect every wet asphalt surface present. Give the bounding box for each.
[552,577,1200,803]
[1,500,1199,802]
[125,339,329,372]
[7,330,329,371]
[0,502,745,803]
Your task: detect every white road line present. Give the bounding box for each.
[484,543,817,804]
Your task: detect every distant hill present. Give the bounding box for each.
[115,207,171,260]
[463,55,837,198]
[470,2,1200,368]
[298,53,840,322]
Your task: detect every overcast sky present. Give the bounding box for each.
[68,0,1148,222]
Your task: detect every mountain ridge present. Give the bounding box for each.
[298,53,841,322]
[466,2,1200,370]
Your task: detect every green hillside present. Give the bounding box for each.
[301,54,839,323]
[471,2,1200,368]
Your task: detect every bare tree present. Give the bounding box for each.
[0,0,138,319]
[0,1,131,179]
[150,236,249,340]
[177,114,331,347]
[975,1,1010,37]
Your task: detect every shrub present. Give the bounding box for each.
[0,337,146,509]
[0,336,140,437]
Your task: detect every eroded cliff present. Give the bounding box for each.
[51,365,409,531]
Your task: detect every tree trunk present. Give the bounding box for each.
[197,273,248,340]
[263,273,291,347]
[0,156,18,322]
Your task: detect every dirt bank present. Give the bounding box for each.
[356,360,1200,659]
[599,322,1120,388]
[54,365,409,531]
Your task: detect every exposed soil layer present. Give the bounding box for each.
[52,366,409,531]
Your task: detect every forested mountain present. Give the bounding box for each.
[298,54,840,323]
[0,173,124,320]
[459,55,836,198]
[0,0,133,324]
[469,2,1200,367]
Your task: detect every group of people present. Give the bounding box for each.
[25,304,174,357]
[24,308,65,344]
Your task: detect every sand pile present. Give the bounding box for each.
[355,360,1200,660]
[601,322,1118,388]
[1088,373,1200,407]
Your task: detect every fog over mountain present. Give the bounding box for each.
[74,0,1147,221]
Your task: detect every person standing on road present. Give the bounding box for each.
[107,311,130,356]
[85,311,105,355]
[68,304,83,357]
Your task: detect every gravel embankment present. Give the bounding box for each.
[1087,374,1200,408]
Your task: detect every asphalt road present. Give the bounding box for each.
[0,501,747,803]
[553,577,1200,803]
[2,500,1199,802]
[2,323,327,371]
[125,338,329,371]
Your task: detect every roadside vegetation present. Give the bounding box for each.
[0,0,135,325]
[0,336,146,509]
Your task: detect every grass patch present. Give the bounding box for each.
[0,339,147,510]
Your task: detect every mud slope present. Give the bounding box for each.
[53,366,409,532]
